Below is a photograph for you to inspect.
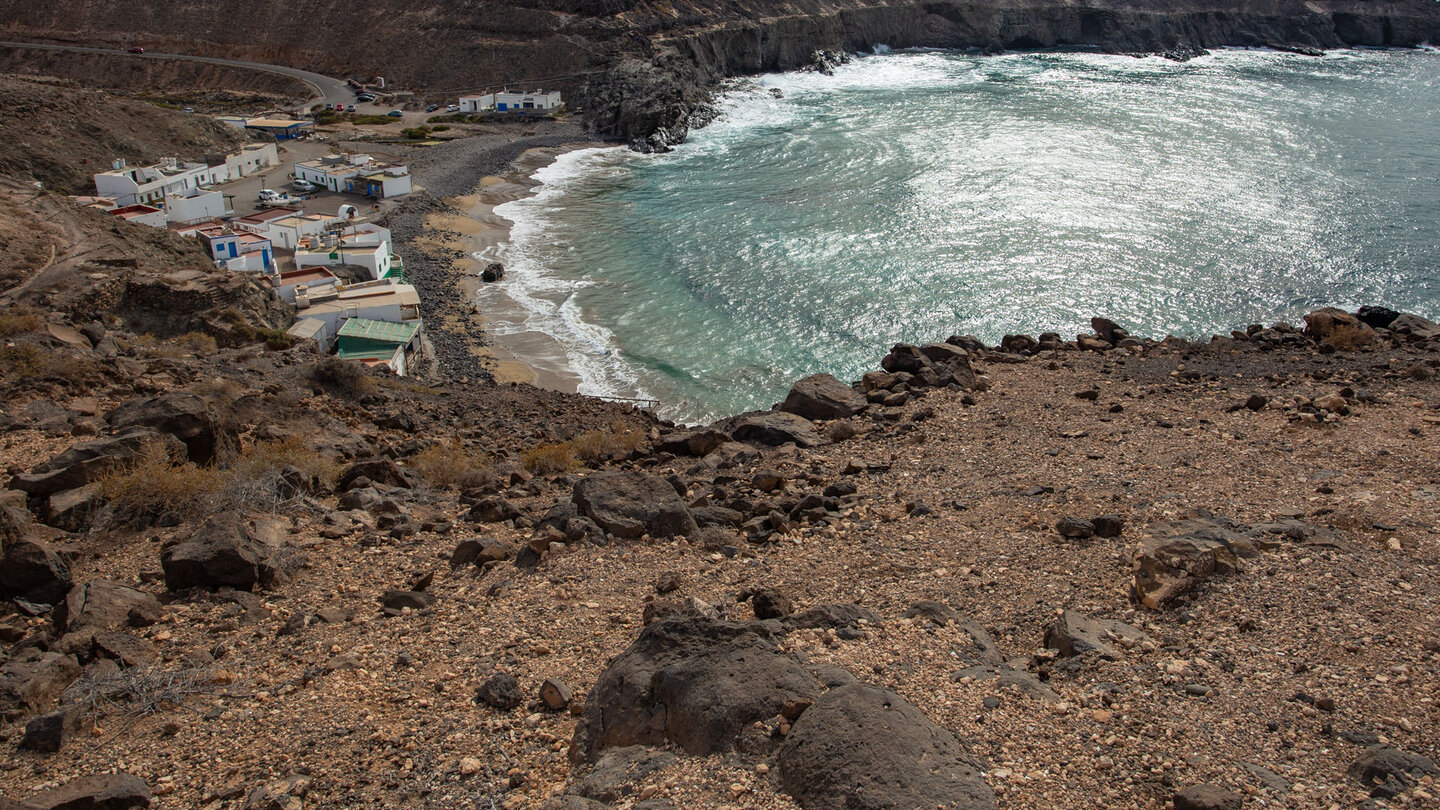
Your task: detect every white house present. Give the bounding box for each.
[293,223,398,281]
[270,267,341,302]
[164,187,230,225]
[293,154,412,199]
[108,204,167,229]
[345,165,412,199]
[189,224,276,273]
[459,90,562,113]
[233,207,347,251]
[217,143,280,179]
[93,158,222,207]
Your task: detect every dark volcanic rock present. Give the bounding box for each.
[21,772,151,809]
[53,580,161,646]
[338,458,414,490]
[750,587,793,619]
[477,672,524,710]
[775,682,996,810]
[107,391,230,464]
[8,428,184,499]
[160,518,277,591]
[468,496,522,524]
[573,471,698,540]
[782,602,879,631]
[1355,305,1400,330]
[1347,745,1437,798]
[0,537,72,605]
[720,412,822,448]
[1043,610,1149,659]
[1132,517,1247,609]
[1173,784,1243,810]
[780,373,865,421]
[1056,516,1095,538]
[574,615,822,760]
[0,650,81,720]
[569,745,678,804]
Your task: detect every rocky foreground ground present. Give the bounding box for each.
[0,300,1436,810]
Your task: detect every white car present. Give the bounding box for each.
[446,104,460,112]
[257,189,283,202]
[291,180,319,193]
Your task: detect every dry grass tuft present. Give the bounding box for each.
[63,664,228,717]
[97,442,225,519]
[521,442,577,474]
[310,356,375,395]
[567,421,644,464]
[411,440,493,489]
[0,309,43,337]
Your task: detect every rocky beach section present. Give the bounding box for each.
[370,121,616,384]
[0,288,1437,808]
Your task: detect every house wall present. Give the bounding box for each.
[166,190,228,224]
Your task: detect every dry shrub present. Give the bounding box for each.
[1325,324,1375,350]
[191,377,245,404]
[63,664,226,717]
[99,437,336,521]
[0,309,43,337]
[521,442,577,474]
[567,421,644,464]
[175,332,219,355]
[0,344,100,386]
[310,356,375,395]
[411,440,492,489]
[97,442,225,519]
[231,436,338,488]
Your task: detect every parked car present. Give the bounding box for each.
[181,107,195,113]
[127,46,145,54]
[346,104,356,112]
[324,103,334,111]
[356,93,374,102]
[257,189,283,202]
[425,104,439,113]
[387,110,403,117]
[446,104,460,112]
[291,180,318,193]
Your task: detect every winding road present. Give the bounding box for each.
[0,40,352,107]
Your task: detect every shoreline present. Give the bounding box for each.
[425,144,613,392]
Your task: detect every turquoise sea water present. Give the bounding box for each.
[486,48,1440,423]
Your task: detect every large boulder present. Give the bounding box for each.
[1302,307,1373,342]
[780,374,866,421]
[776,682,996,810]
[572,471,698,540]
[719,412,822,448]
[653,428,730,457]
[0,537,72,605]
[1347,746,1437,798]
[53,580,161,652]
[1043,610,1150,659]
[573,616,822,761]
[8,428,184,498]
[20,772,151,809]
[1132,517,1249,609]
[338,458,414,490]
[1173,784,1243,810]
[880,344,932,374]
[161,518,277,591]
[0,650,81,720]
[1388,312,1440,339]
[107,391,231,464]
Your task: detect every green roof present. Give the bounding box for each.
[336,318,419,345]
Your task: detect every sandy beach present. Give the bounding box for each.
[424,145,612,391]
[374,121,621,386]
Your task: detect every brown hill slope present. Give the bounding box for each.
[0,74,246,194]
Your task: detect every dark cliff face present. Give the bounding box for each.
[2,0,1437,144]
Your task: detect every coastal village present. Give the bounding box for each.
[64,87,563,379]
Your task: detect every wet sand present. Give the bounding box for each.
[423,145,611,391]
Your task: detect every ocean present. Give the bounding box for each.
[481,47,1440,424]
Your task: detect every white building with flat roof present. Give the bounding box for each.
[93,158,222,207]
[459,90,562,113]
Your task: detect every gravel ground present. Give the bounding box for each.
[3,332,1436,809]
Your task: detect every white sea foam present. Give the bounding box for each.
[486,146,659,403]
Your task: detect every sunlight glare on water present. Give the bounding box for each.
[487,48,1440,423]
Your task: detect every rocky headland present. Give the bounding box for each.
[2,0,1439,149]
